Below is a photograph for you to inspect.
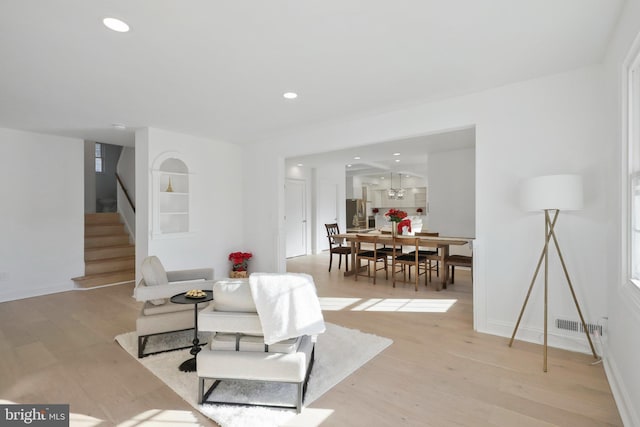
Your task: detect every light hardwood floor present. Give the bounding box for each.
[0,253,623,426]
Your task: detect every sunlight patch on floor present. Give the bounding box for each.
[318,297,361,310]
[319,297,457,313]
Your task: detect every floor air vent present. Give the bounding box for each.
[555,318,602,336]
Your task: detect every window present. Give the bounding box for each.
[95,142,104,173]
[629,51,640,284]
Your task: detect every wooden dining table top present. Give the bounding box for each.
[333,232,472,247]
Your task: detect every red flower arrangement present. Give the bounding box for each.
[228,251,253,271]
[416,208,423,214]
[372,208,379,214]
[385,208,407,222]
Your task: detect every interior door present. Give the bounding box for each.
[318,182,338,251]
[285,179,307,258]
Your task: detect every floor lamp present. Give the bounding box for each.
[509,174,599,372]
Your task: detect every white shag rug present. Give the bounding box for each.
[115,323,392,427]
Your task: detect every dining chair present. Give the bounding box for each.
[409,232,440,279]
[354,234,388,284]
[392,237,427,291]
[325,223,353,272]
[444,254,473,288]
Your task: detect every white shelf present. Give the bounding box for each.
[154,157,190,235]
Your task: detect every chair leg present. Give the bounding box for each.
[198,378,204,404]
[138,336,148,358]
[371,260,376,284]
[338,253,342,270]
[328,253,333,272]
[297,383,303,413]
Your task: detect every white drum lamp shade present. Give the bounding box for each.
[521,174,583,212]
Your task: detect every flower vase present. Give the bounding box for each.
[230,270,248,278]
[391,222,399,237]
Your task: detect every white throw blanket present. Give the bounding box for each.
[249,273,326,345]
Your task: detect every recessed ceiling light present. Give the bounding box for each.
[393,152,401,156]
[380,176,385,179]
[347,164,352,167]
[297,163,303,167]
[111,123,126,130]
[283,92,298,99]
[103,17,130,33]
[395,159,400,162]
[354,156,361,160]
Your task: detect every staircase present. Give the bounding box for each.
[73,213,135,288]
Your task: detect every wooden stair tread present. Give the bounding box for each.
[85,255,134,265]
[85,235,130,248]
[85,224,127,237]
[85,213,121,225]
[73,270,135,288]
[84,245,135,262]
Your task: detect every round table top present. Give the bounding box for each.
[170,289,213,305]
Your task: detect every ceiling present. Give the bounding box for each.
[0,1,624,147]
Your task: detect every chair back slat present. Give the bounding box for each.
[325,223,342,246]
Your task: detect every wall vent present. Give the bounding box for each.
[555,318,602,336]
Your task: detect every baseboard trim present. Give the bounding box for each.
[482,319,600,355]
[603,349,640,427]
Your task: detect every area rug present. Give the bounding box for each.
[115,323,392,427]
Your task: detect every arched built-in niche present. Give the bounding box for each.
[152,154,190,236]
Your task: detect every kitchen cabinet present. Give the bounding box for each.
[372,187,427,211]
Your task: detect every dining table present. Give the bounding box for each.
[333,232,472,291]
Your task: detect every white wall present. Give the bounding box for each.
[244,65,609,359]
[427,147,475,238]
[135,127,244,280]
[601,0,640,424]
[0,127,84,302]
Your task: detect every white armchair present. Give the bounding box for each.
[197,274,325,413]
[133,256,215,358]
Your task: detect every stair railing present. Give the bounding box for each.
[115,173,135,213]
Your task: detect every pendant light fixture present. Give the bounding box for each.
[387,173,405,200]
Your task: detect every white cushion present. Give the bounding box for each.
[199,306,263,335]
[141,256,169,305]
[211,333,300,353]
[141,256,169,286]
[212,279,256,312]
[197,335,313,383]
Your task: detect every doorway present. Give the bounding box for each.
[285,179,307,258]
